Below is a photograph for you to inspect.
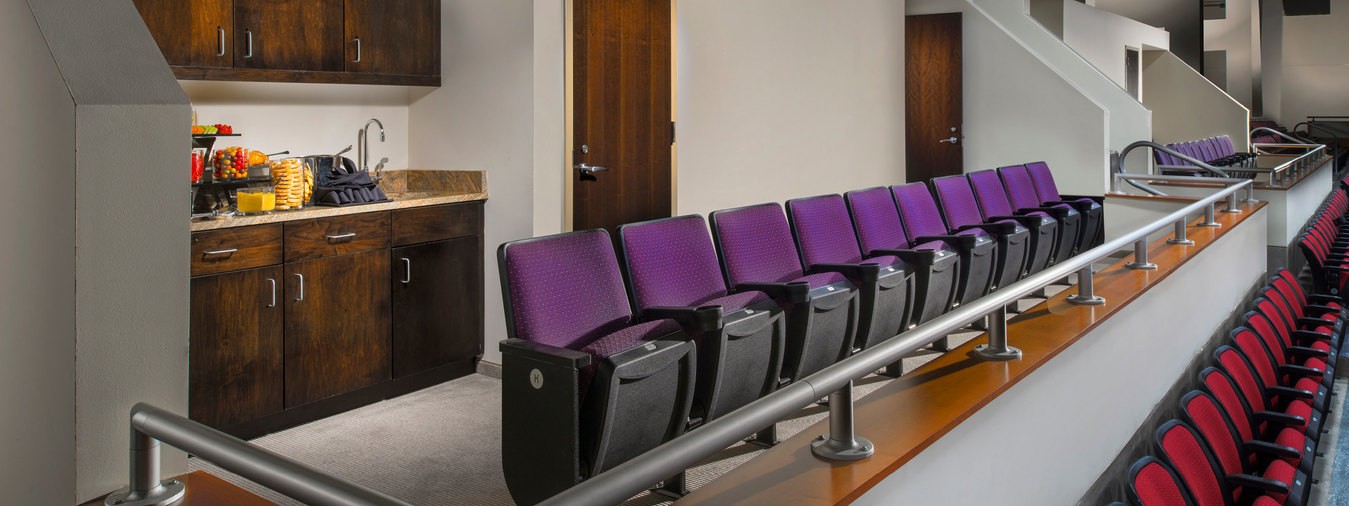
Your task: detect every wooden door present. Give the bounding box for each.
[190,266,284,429]
[344,0,441,76]
[905,13,963,182]
[235,0,345,72]
[391,236,483,378]
[572,0,673,234]
[132,0,234,68]
[284,249,391,407]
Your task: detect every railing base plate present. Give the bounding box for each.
[973,344,1023,361]
[1066,295,1107,306]
[104,480,186,506]
[1125,261,1157,270]
[1167,238,1195,245]
[811,435,875,462]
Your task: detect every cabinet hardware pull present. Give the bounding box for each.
[267,278,277,308]
[402,257,412,284]
[326,232,358,242]
[217,27,226,57]
[203,248,238,257]
[353,37,362,63]
[245,30,254,59]
[294,273,304,302]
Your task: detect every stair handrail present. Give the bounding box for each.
[1249,126,1312,146]
[105,402,410,506]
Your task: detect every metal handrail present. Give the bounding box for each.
[106,403,409,506]
[1116,140,1232,180]
[1250,126,1311,145]
[541,179,1254,506]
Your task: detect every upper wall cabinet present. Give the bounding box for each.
[133,0,440,87]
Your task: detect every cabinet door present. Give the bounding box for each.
[344,0,440,76]
[391,236,483,377]
[284,249,392,407]
[190,266,284,429]
[235,0,345,72]
[133,0,234,68]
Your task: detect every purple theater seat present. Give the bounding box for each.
[931,174,1031,291]
[891,182,997,315]
[618,215,786,423]
[1025,161,1102,250]
[844,187,960,332]
[497,229,696,503]
[998,164,1083,262]
[967,169,1056,276]
[709,203,859,381]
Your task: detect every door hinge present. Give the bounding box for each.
[671,121,676,145]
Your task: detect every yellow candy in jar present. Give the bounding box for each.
[237,188,277,214]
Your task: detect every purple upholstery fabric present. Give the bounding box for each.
[503,230,634,351]
[792,271,849,289]
[912,240,948,251]
[1216,135,1236,156]
[786,194,866,266]
[930,176,985,228]
[998,165,1043,210]
[711,203,806,286]
[577,319,683,392]
[621,215,729,311]
[891,183,950,239]
[1026,161,1093,205]
[1199,139,1218,162]
[695,291,771,313]
[967,170,1015,217]
[860,255,902,269]
[845,187,913,253]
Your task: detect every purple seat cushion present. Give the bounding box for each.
[711,203,806,286]
[913,240,949,251]
[577,319,684,394]
[504,230,634,351]
[846,187,913,253]
[892,183,950,239]
[621,215,729,310]
[694,291,772,313]
[967,170,1015,217]
[791,271,849,289]
[998,165,1044,211]
[956,227,988,239]
[861,255,903,270]
[930,176,986,228]
[787,195,867,266]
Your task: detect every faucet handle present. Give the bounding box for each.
[374,157,389,180]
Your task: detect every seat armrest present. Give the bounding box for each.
[1057,194,1099,202]
[1225,474,1289,495]
[1307,294,1343,305]
[1267,385,1315,400]
[812,262,883,283]
[1296,317,1336,329]
[500,338,593,369]
[1014,206,1069,218]
[1287,345,1331,359]
[955,222,1017,235]
[872,248,939,267]
[643,305,724,333]
[738,281,811,305]
[1278,364,1325,379]
[1304,304,1340,316]
[988,215,1045,230]
[1254,410,1307,427]
[1292,329,1333,342]
[914,234,977,250]
[1243,440,1301,460]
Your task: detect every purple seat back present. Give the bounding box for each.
[998,165,1043,210]
[967,169,1016,218]
[1216,135,1237,156]
[891,182,951,239]
[1025,161,1064,202]
[786,195,866,266]
[710,203,806,287]
[930,175,986,228]
[501,230,634,350]
[845,187,913,254]
[1199,139,1218,162]
[620,215,728,311]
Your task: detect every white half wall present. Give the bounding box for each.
[1103,195,1194,242]
[1062,0,1170,91]
[856,207,1267,505]
[1143,50,1251,150]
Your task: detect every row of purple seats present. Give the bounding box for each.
[495,162,1100,503]
[1155,135,1257,170]
[1114,269,1343,505]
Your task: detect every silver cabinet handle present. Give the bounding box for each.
[326,232,358,243]
[217,27,226,57]
[266,278,277,308]
[203,248,238,257]
[353,37,362,63]
[939,137,959,144]
[294,273,304,302]
[244,30,254,59]
[401,258,412,284]
[575,163,609,175]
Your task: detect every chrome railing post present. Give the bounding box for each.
[973,304,1021,360]
[106,424,185,506]
[1199,203,1220,227]
[1223,190,1241,213]
[810,381,874,461]
[1168,219,1195,245]
[1246,185,1258,204]
[1066,265,1106,305]
[1126,238,1157,270]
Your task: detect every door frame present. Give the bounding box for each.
[562,0,679,232]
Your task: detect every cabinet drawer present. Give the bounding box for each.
[285,212,390,262]
[392,202,483,246]
[191,224,283,276]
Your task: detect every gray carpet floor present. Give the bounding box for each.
[189,288,1068,505]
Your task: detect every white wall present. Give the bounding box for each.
[408,0,535,366]
[1062,0,1170,91]
[181,81,412,170]
[858,207,1267,505]
[1280,0,1349,125]
[0,0,76,502]
[1142,50,1251,150]
[1258,0,1283,121]
[674,0,907,217]
[532,0,566,237]
[1204,0,1258,107]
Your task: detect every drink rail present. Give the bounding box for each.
[541,178,1254,506]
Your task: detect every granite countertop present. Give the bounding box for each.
[190,170,487,232]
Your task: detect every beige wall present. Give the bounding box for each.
[1280,0,1349,125]
[1259,0,1283,121]
[532,0,566,237]
[1062,0,1170,91]
[1143,50,1250,150]
[0,0,76,502]
[1203,0,1258,107]
[674,0,907,217]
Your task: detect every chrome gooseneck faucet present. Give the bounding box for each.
[358,118,385,174]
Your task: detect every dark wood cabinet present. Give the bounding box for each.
[234,0,344,72]
[190,266,284,429]
[344,0,441,77]
[392,236,483,378]
[284,249,392,407]
[133,0,234,68]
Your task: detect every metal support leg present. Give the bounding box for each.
[1223,191,1241,213]
[973,304,1021,360]
[104,427,185,506]
[1126,238,1157,270]
[749,425,779,448]
[811,381,875,461]
[1066,265,1106,305]
[1198,203,1220,227]
[653,471,688,499]
[1245,185,1258,204]
[1167,219,1194,245]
